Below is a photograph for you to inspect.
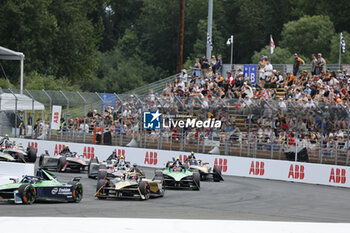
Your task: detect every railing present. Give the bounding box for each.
[2,88,350,167]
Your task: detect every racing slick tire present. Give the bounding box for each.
[213,165,222,182]
[139,181,151,200]
[97,170,108,180]
[39,154,45,167]
[18,184,36,204]
[192,172,200,190]
[57,157,67,172]
[70,182,83,203]
[96,179,109,199]
[26,146,37,163]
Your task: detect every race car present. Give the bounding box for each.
[0,142,36,163]
[95,172,164,200]
[88,152,145,180]
[39,150,87,172]
[161,161,200,190]
[184,158,224,182]
[87,151,127,178]
[0,169,83,204]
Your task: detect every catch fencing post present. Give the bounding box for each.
[25,89,35,139]
[155,96,164,150]
[59,91,69,141]
[77,92,87,143]
[134,95,143,148]
[8,89,17,137]
[175,96,184,151]
[42,90,52,140]
[114,93,123,146]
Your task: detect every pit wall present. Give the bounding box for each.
[13,138,349,188]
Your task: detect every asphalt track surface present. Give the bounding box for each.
[1,167,350,222]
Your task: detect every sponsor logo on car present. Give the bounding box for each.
[329,168,346,184]
[144,151,157,165]
[288,164,304,180]
[51,187,58,195]
[249,161,264,176]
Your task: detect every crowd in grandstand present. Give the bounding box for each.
[23,53,350,157]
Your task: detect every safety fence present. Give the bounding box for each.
[1,87,350,167]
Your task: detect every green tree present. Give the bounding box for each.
[24,71,80,91]
[251,46,295,64]
[0,0,58,82]
[280,15,335,58]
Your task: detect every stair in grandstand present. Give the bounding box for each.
[276,88,286,98]
[125,71,184,95]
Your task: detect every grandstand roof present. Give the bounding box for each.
[0,46,24,60]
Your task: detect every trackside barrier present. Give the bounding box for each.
[0,161,35,185]
[13,138,350,188]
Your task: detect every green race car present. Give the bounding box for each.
[0,169,83,204]
[158,163,200,190]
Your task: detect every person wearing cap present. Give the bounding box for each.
[293,53,305,76]
[311,54,317,75]
[316,53,326,75]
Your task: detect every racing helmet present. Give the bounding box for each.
[191,151,194,155]
[120,155,125,159]
[127,173,138,180]
[65,145,69,148]
[176,157,180,161]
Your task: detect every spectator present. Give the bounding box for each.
[311,54,317,75]
[315,53,326,75]
[293,53,305,76]
[200,55,210,78]
[216,55,223,75]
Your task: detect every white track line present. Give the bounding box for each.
[1,217,350,233]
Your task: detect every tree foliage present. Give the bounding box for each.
[0,0,349,93]
[280,15,335,58]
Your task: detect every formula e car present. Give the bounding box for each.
[0,144,36,163]
[0,169,83,204]
[161,164,200,190]
[39,151,87,172]
[88,151,129,178]
[184,158,223,182]
[95,172,164,200]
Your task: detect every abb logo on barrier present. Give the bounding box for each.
[144,152,157,165]
[288,164,304,180]
[27,142,38,153]
[214,158,227,172]
[54,144,66,156]
[329,168,346,184]
[249,161,264,176]
[83,146,95,159]
[114,149,125,158]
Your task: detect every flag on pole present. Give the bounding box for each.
[341,32,346,53]
[270,35,275,54]
[207,32,213,51]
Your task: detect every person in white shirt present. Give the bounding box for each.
[264,60,273,79]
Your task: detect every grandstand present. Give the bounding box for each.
[2,62,350,166]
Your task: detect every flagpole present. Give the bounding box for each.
[339,32,342,67]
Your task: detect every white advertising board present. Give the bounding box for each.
[13,138,350,188]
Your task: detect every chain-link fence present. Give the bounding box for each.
[2,88,350,166]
